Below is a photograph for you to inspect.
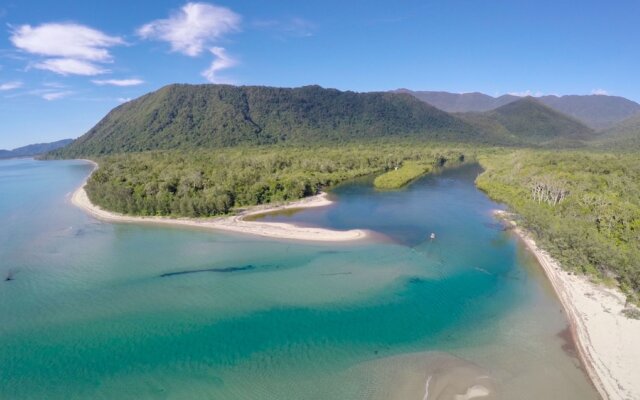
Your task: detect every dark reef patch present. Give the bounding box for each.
[160,265,256,278]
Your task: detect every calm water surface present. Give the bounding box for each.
[0,159,598,399]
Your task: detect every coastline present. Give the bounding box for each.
[71,162,368,243]
[495,210,640,400]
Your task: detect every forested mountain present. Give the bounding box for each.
[458,97,594,145]
[49,84,482,158]
[537,95,640,130]
[591,112,640,150]
[0,139,73,159]
[398,89,640,130]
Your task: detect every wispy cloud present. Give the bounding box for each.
[117,97,132,103]
[202,46,237,83]
[33,58,108,76]
[11,87,77,101]
[0,81,23,91]
[138,2,241,57]
[92,78,144,87]
[508,90,543,97]
[253,17,315,38]
[41,90,73,101]
[591,88,608,95]
[10,22,123,76]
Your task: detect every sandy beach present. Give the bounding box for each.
[495,210,640,400]
[70,163,367,242]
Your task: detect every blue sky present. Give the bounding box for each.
[1,0,639,149]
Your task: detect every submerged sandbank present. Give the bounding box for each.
[494,210,640,400]
[70,163,368,242]
[347,351,498,400]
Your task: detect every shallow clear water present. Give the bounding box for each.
[0,159,598,399]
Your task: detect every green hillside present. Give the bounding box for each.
[592,112,640,150]
[459,97,594,146]
[49,84,481,157]
[537,94,640,130]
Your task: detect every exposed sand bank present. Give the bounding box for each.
[347,351,497,400]
[495,210,640,400]
[70,163,368,242]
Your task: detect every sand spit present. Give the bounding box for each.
[70,162,367,242]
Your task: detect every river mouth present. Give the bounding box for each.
[0,158,599,399]
[248,163,490,247]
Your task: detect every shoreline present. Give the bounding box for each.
[70,162,368,243]
[494,210,640,400]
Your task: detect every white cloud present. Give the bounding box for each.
[508,90,543,97]
[10,23,123,61]
[138,2,241,56]
[92,78,144,86]
[117,97,132,103]
[10,23,123,76]
[41,90,73,101]
[0,81,23,90]
[202,47,237,83]
[591,88,608,95]
[34,58,108,76]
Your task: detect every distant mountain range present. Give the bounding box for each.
[45,84,640,158]
[395,89,640,130]
[0,139,73,159]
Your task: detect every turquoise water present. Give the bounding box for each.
[0,159,598,399]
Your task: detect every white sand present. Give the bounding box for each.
[495,210,640,400]
[70,163,368,243]
[454,385,490,400]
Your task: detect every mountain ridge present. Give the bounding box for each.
[458,97,594,145]
[49,84,494,157]
[48,84,604,158]
[397,89,640,130]
[0,139,73,159]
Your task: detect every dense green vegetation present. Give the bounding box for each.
[373,161,433,189]
[85,144,469,217]
[477,150,640,302]
[48,84,483,158]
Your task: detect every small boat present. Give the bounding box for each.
[430,233,436,240]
